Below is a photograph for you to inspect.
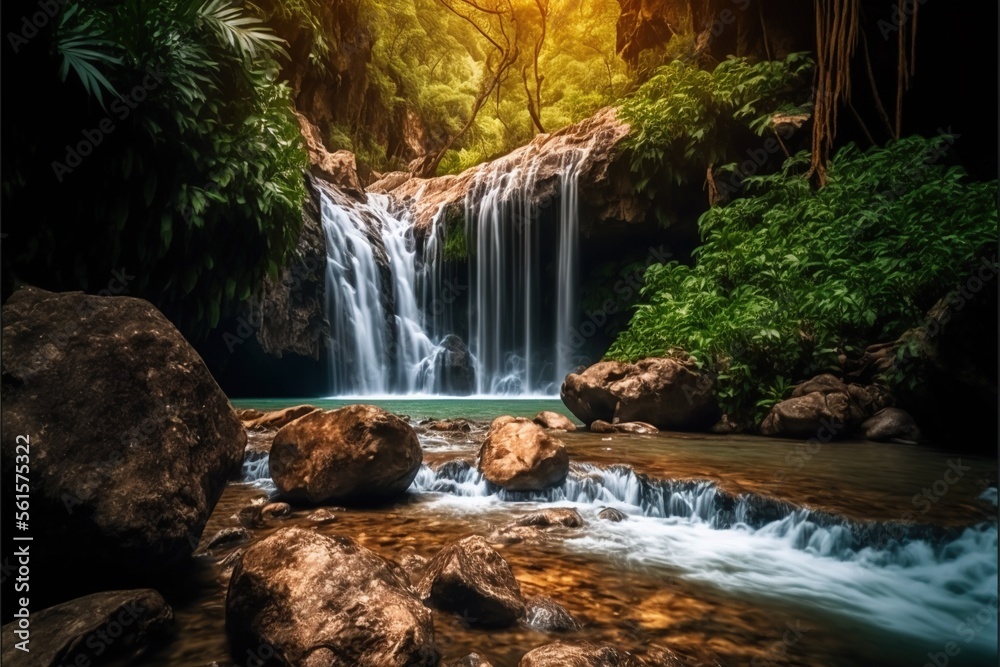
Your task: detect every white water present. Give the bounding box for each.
[321,150,588,397]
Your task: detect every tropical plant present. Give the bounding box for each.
[607,136,998,423]
[2,0,306,334]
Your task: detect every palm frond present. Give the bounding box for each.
[56,5,122,108]
[198,0,285,59]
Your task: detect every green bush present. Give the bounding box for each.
[619,54,813,194]
[607,136,998,423]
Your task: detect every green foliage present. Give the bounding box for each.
[620,54,813,195]
[3,0,306,335]
[607,136,998,423]
[442,206,469,260]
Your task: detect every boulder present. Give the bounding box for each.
[226,527,438,667]
[428,334,477,395]
[861,408,923,443]
[513,508,585,529]
[417,535,525,628]
[761,374,891,438]
[0,287,246,590]
[243,405,320,431]
[270,404,422,503]
[518,641,642,667]
[561,358,719,430]
[533,411,577,431]
[478,417,569,492]
[0,589,173,667]
[521,596,580,633]
[597,507,629,522]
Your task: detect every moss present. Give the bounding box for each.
[442,205,469,261]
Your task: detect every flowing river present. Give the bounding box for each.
[147,399,998,667]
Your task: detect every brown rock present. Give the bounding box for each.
[861,408,923,443]
[226,527,438,667]
[759,391,850,438]
[417,535,525,628]
[598,507,629,522]
[202,527,250,553]
[533,411,577,431]
[521,595,580,632]
[295,112,365,198]
[270,405,422,503]
[306,508,338,524]
[449,655,496,667]
[261,502,292,520]
[0,590,173,667]
[513,508,585,529]
[0,287,246,591]
[519,641,642,667]
[478,417,570,492]
[561,358,719,430]
[243,405,320,431]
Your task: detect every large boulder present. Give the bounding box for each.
[0,287,246,591]
[417,535,525,628]
[270,404,422,503]
[243,404,320,431]
[478,417,569,492]
[226,527,438,667]
[0,589,173,667]
[561,358,719,430]
[760,374,890,438]
[861,407,923,443]
[518,641,642,667]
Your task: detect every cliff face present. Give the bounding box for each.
[616,0,813,66]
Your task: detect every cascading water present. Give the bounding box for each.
[320,145,589,397]
[321,191,436,395]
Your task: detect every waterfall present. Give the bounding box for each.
[319,146,587,397]
[320,192,435,395]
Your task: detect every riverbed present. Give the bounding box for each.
[149,399,998,667]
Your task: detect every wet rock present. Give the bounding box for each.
[761,374,891,438]
[590,419,658,434]
[242,405,319,431]
[236,408,266,421]
[235,501,266,529]
[597,507,629,522]
[513,508,585,529]
[203,527,250,553]
[426,418,473,432]
[417,535,525,628]
[270,405,422,503]
[590,419,616,433]
[562,358,719,431]
[521,595,580,633]
[478,417,569,492]
[261,502,292,520]
[226,527,438,667]
[533,411,577,431]
[449,655,496,667]
[637,645,688,666]
[306,508,338,524]
[861,408,923,443]
[0,589,173,667]
[518,641,642,667]
[0,287,246,590]
[430,334,477,395]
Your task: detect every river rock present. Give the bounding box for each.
[226,527,438,667]
[598,507,629,522]
[0,287,246,590]
[202,527,250,553]
[478,417,569,492]
[518,641,642,667]
[590,420,658,434]
[243,404,320,431]
[306,508,338,524]
[449,655,496,667]
[861,408,923,443]
[261,502,292,520]
[561,358,719,431]
[513,508,585,528]
[533,411,577,430]
[521,595,580,632]
[270,404,422,503]
[417,535,525,628]
[0,589,173,667]
[760,374,891,438]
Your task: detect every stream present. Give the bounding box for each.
[146,399,997,667]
